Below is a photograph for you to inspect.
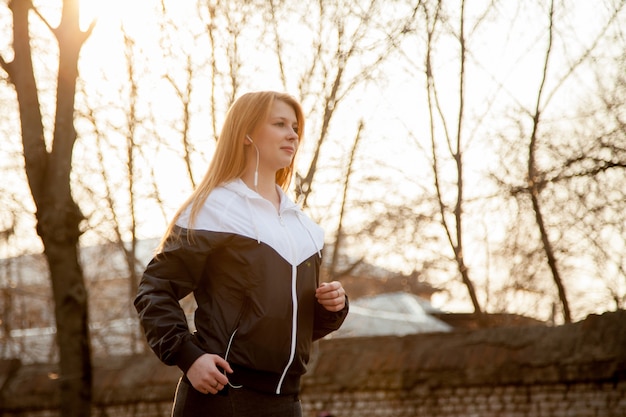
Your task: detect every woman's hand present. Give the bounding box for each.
[315,281,346,312]
[186,353,233,394]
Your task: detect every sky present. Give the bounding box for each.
[1,0,624,320]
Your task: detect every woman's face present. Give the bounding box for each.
[249,99,300,173]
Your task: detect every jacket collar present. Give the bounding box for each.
[223,178,299,213]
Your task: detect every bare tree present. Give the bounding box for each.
[0,0,94,415]
[74,28,149,355]
[327,121,365,280]
[509,0,625,323]
[257,0,423,207]
[396,0,626,322]
[524,0,571,323]
[417,0,487,315]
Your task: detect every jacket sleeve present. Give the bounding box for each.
[312,295,349,341]
[134,229,209,373]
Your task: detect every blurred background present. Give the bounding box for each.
[1,0,625,364]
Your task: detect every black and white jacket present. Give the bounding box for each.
[135,179,348,395]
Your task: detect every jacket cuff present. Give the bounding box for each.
[175,340,207,374]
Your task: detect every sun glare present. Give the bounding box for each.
[77,0,162,81]
[79,0,154,33]
[79,0,114,31]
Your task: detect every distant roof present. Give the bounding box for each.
[331,292,452,338]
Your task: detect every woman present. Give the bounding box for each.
[135,91,348,417]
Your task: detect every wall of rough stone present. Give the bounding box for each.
[1,310,624,417]
[300,309,626,417]
[301,382,626,417]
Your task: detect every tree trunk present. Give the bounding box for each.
[527,0,571,324]
[3,0,93,415]
[422,0,483,317]
[328,122,364,280]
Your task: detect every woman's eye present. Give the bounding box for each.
[273,122,298,135]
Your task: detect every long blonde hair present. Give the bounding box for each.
[157,91,305,251]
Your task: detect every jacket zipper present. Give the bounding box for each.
[275,208,299,394]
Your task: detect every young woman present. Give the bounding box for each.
[135,91,348,417]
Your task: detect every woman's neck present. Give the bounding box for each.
[241,173,281,211]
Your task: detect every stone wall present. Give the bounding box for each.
[1,310,624,417]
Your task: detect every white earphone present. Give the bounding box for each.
[246,135,259,189]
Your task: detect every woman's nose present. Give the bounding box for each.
[287,128,298,140]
